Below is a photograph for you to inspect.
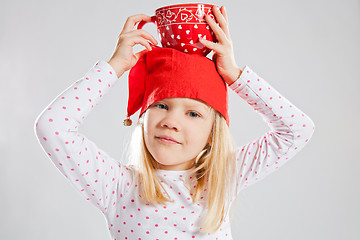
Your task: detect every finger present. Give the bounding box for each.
[135,48,150,59]
[135,37,153,51]
[220,6,229,23]
[204,14,228,44]
[122,29,158,48]
[120,14,153,35]
[126,35,153,51]
[199,37,221,53]
[212,6,230,38]
[134,29,158,46]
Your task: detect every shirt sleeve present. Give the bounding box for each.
[228,66,315,196]
[34,60,134,214]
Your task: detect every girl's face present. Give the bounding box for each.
[143,97,215,171]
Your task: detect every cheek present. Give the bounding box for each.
[143,111,154,135]
[200,122,213,145]
[188,124,212,146]
[142,111,161,151]
[142,113,152,147]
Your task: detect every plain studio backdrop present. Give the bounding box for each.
[1,0,359,239]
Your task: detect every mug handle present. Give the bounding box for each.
[137,16,157,29]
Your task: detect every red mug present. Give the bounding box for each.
[138,3,219,57]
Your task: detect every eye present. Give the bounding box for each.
[188,111,201,118]
[154,103,168,110]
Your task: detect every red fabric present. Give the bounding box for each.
[127,46,229,126]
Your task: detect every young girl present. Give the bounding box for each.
[34,5,315,239]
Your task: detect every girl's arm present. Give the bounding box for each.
[200,6,315,195]
[34,14,157,214]
[229,66,315,194]
[34,61,133,214]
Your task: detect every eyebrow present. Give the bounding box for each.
[198,104,210,112]
[161,98,210,112]
[184,102,210,113]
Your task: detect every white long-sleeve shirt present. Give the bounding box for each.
[34,60,315,239]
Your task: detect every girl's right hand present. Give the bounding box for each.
[107,14,158,78]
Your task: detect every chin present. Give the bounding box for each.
[155,159,177,166]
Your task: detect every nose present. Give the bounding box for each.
[160,114,181,131]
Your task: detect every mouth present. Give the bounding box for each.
[156,136,181,144]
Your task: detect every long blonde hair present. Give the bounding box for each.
[127,109,237,233]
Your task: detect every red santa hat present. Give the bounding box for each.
[124,46,229,126]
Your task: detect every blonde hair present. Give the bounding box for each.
[127,109,237,233]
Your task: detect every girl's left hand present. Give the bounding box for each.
[199,5,242,85]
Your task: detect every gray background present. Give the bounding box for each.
[1,0,359,239]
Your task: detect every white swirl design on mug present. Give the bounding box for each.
[155,7,215,27]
